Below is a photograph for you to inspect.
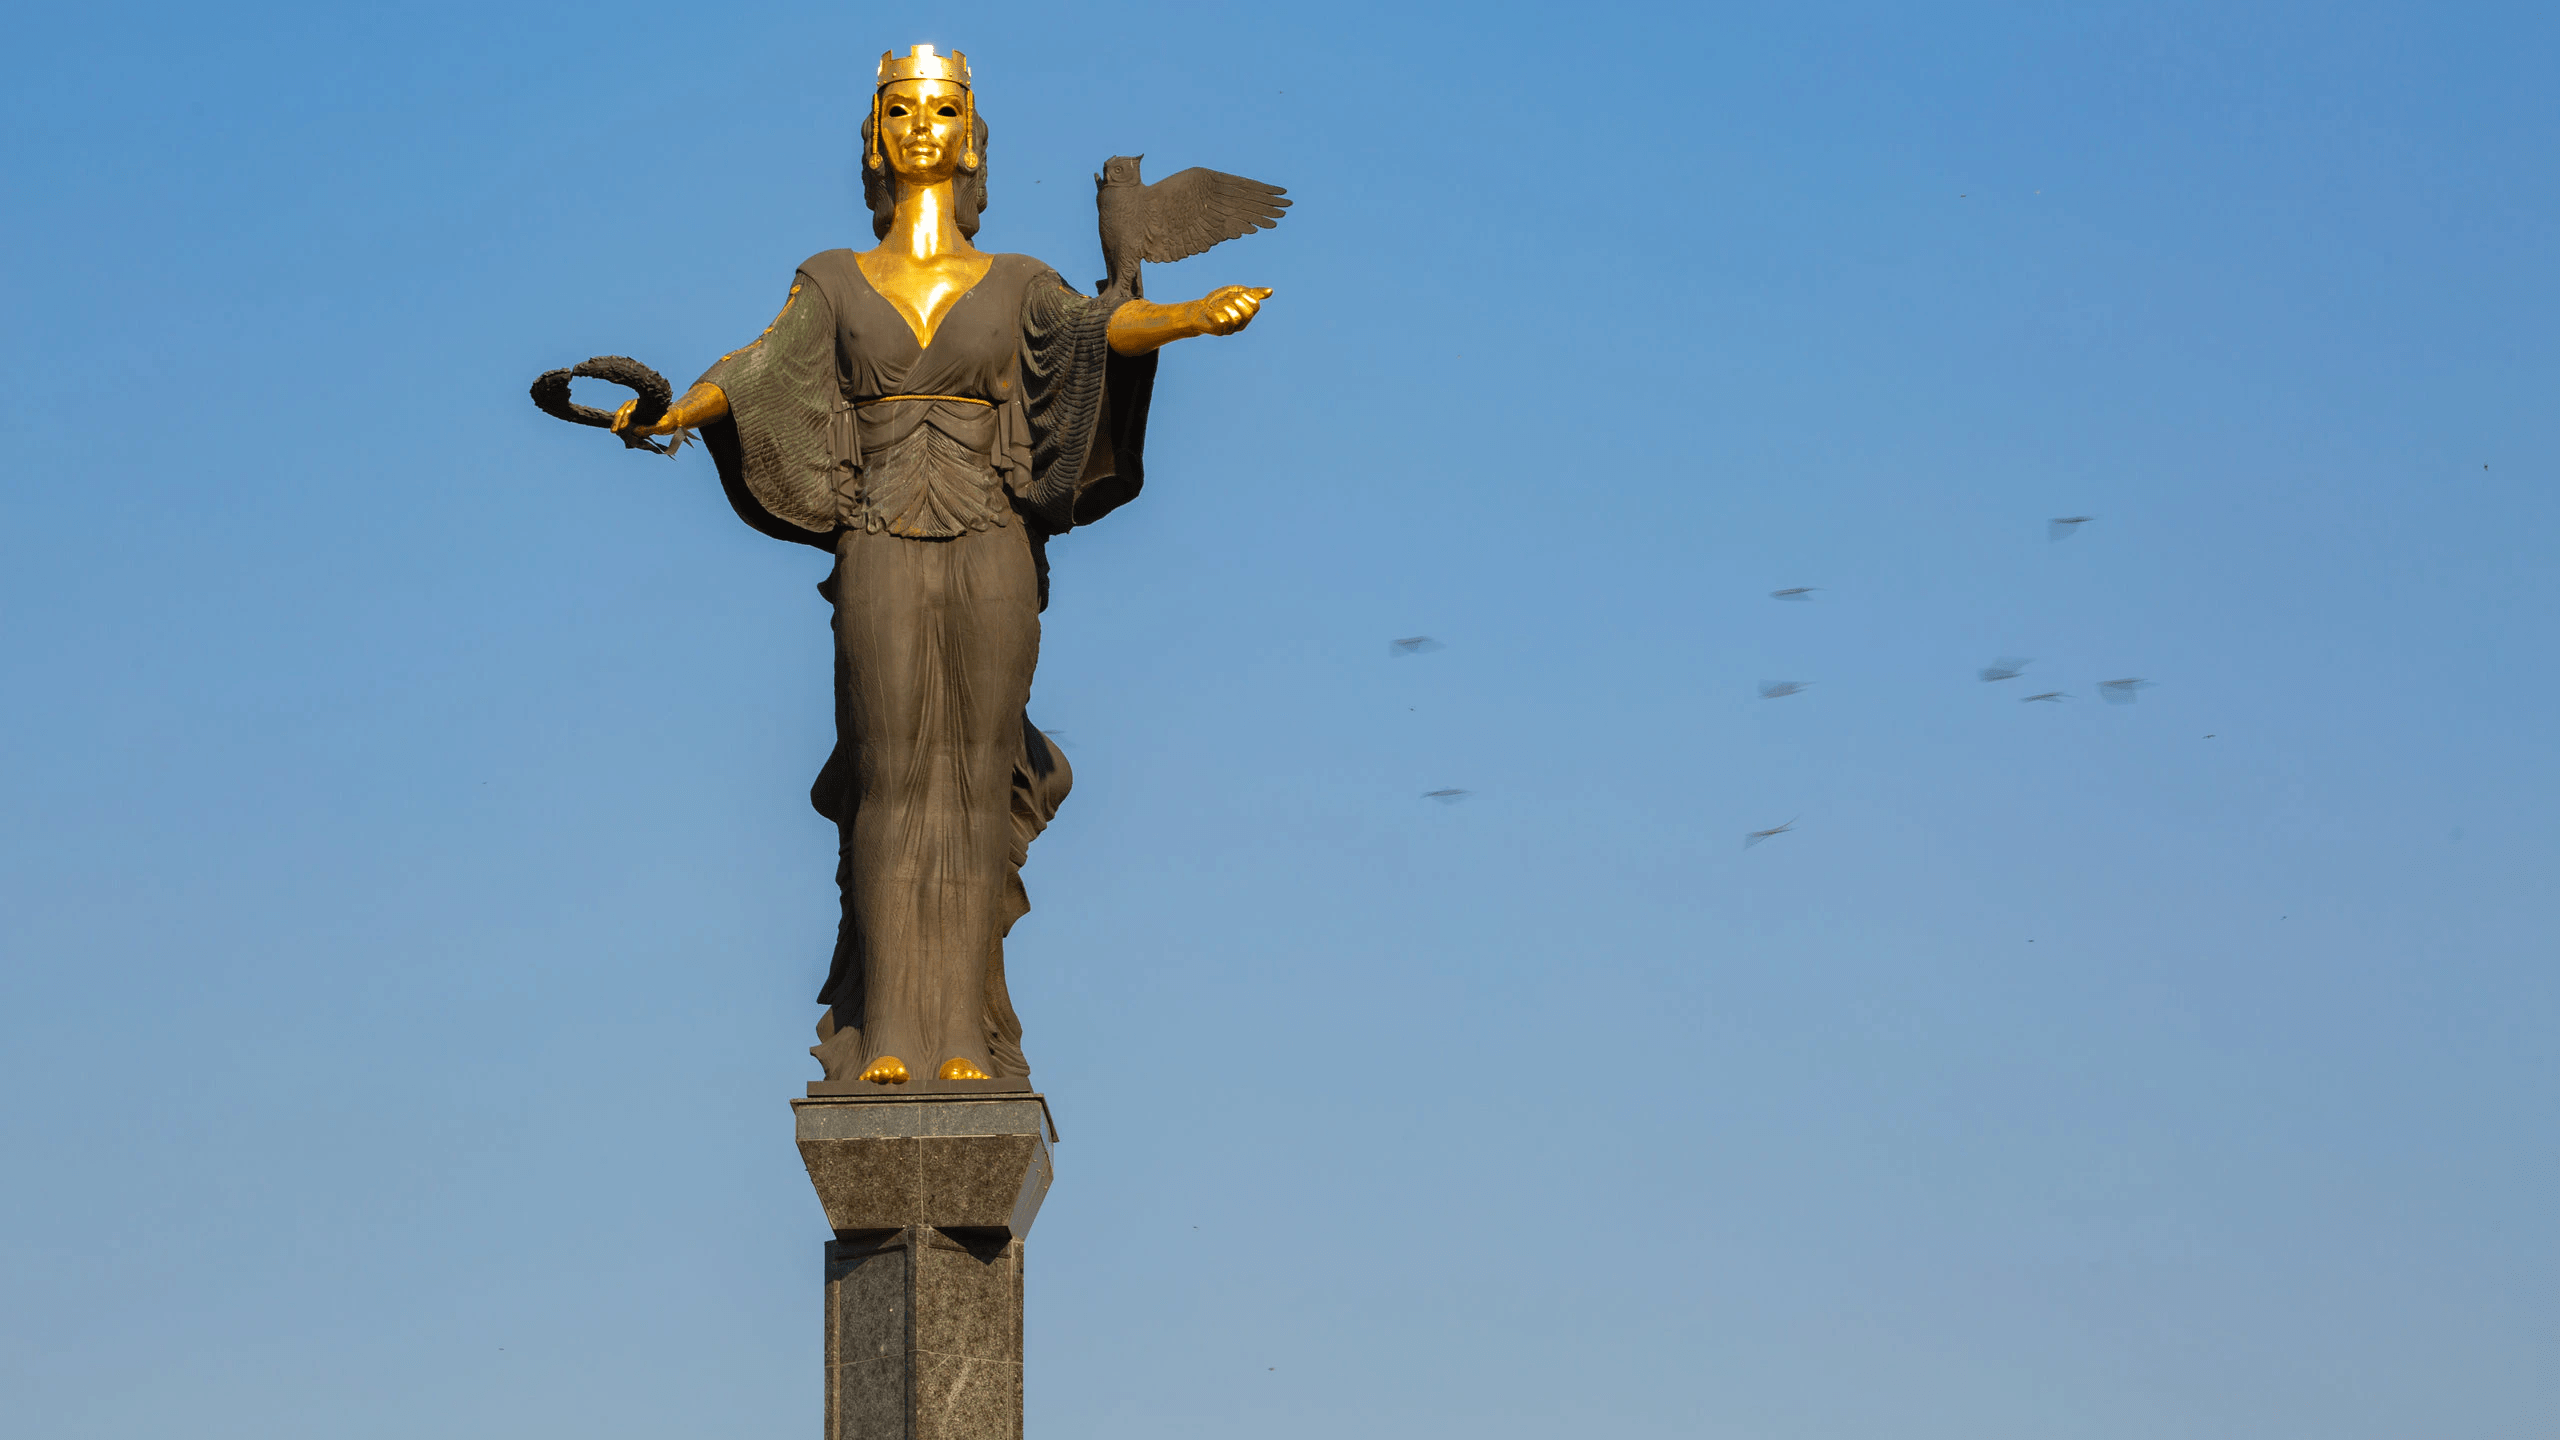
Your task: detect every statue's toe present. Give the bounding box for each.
[860,1055,911,1085]
[937,1057,991,1081]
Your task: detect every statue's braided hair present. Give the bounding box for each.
[861,111,989,241]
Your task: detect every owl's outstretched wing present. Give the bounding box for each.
[1136,167,1290,263]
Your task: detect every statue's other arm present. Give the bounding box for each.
[1104,286,1272,356]
[612,277,819,441]
[614,381,729,439]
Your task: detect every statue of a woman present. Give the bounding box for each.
[611,45,1269,1087]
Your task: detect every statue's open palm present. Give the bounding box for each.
[1192,285,1271,336]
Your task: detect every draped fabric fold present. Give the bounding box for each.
[697,277,840,549]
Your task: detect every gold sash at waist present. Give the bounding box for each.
[854,393,994,408]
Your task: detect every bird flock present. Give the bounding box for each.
[1396,515,2154,844]
[1743,513,2151,846]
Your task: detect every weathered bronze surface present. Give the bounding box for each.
[555,43,1284,1088]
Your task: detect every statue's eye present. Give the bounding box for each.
[886,104,908,117]
[936,105,958,117]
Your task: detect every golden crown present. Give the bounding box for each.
[876,43,970,89]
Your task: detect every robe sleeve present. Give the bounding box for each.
[1014,270,1157,533]
[695,269,845,550]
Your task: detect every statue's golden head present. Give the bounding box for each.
[868,45,977,179]
[862,43,989,239]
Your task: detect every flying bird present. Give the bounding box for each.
[2021,691,2068,703]
[1758,681,1812,699]
[1421,788,1469,803]
[1095,155,1290,301]
[1389,636,1443,656]
[1770,586,1818,601]
[1745,818,1797,848]
[2048,516,2095,540]
[2098,677,2153,704]
[1979,657,2031,682]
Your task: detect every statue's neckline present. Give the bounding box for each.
[852,253,997,351]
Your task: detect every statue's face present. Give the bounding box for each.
[879,79,966,181]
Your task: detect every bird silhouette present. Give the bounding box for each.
[1095,155,1290,302]
[1979,658,2031,682]
[1745,818,1796,848]
[1770,586,1818,601]
[1422,788,1469,803]
[2021,691,2068,703]
[1389,636,1443,656]
[2048,516,2095,540]
[1758,681,1812,699]
[2098,678,2152,704]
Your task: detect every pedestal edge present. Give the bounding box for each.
[793,1089,1058,1143]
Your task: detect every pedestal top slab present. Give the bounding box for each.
[794,1090,1058,1237]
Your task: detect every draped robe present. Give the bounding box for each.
[695,250,1155,1082]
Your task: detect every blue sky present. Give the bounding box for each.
[3,2,2554,1436]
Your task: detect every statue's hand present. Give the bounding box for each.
[610,397,683,439]
[1189,285,1272,337]
[608,383,728,448]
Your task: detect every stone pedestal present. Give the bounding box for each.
[793,1091,1057,1440]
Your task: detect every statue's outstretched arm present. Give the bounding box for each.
[614,275,819,441]
[1106,286,1273,356]
[613,382,729,440]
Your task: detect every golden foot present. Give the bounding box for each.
[860,1055,910,1085]
[937,1058,991,1081]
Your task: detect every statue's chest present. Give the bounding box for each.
[855,254,996,349]
[839,265,1018,399]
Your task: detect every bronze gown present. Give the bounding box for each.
[695,250,1155,1083]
